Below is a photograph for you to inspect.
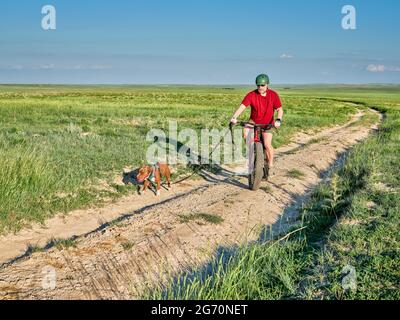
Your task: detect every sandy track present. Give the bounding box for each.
[0,108,381,300]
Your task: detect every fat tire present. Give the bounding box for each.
[249,142,264,190]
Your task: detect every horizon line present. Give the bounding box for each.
[1,83,400,87]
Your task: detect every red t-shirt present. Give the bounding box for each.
[241,89,282,124]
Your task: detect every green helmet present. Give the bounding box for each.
[255,74,270,86]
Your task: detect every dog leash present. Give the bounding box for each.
[171,127,232,185]
[171,123,280,185]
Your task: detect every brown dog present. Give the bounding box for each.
[136,162,171,196]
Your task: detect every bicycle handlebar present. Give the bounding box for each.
[229,121,275,130]
[229,121,276,145]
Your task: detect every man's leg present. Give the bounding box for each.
[243,127,250,140]
[243,119,255,140]
[262,132,274,168]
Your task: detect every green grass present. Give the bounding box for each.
[305,136,328,146]
[51,238,77,250]
[0,85,358,234]
[260,184,273,193]
[287,169,306,179]
[121,241,135,251]
[26,244,45,254]
[142,87,400,300]
[1,84,398,300]
[178,212,224,225]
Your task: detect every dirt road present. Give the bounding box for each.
[0,107,381,300]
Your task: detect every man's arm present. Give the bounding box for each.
[231,104,247,123]
[275,107,284,127]
[277,107,283,120]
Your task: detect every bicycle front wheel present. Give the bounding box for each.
[248,142,264,190]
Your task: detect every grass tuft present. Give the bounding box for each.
[287,169,306,179]
[50,238,77,250]
[178,212,224,225]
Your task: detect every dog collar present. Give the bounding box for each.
[148,169,155,182]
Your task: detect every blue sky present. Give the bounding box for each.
[1,0,399,84]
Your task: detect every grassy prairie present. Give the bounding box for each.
[142,86,400,300]
[0,85,357,234]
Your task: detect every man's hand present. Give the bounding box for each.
[275,118,282,128]
[230,105,246,126]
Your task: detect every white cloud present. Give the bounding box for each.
[39,64,56,70]
[280,53,294,59]
[366,64,400,73]
[366,64,386,72]
[69,65,112,70]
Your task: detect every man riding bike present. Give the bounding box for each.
[230,74,284,175]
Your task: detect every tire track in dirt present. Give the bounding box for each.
[0,107,382,300]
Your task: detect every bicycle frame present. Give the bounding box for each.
[229,121,275,190]
[230,121,274,144]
